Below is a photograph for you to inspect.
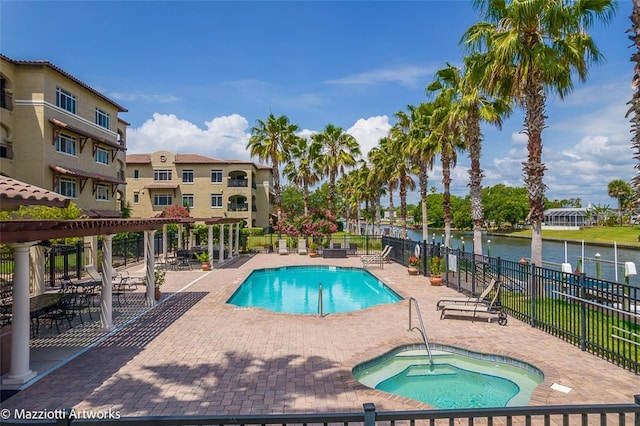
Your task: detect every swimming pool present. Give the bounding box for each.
[227,266,402,314]
[353,344,543,409]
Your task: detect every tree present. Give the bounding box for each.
[312,124,361,213]
[463,0,616,266]
[389,109,417,239]
[628,1,640,205]
[247,113,299,223]
[283,135,320,216]
[607,179,633,225]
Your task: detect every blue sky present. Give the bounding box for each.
[1,0,635,207]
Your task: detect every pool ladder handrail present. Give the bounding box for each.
[408,297,433,366]
[318,282,324,317]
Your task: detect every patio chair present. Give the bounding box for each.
[361,245,392,269]
[41,292,76,334]
[278,239,288,255]
[298,239,307,255]
[439,282,504,323]
[436,279,499,310]
[86,265,127,306]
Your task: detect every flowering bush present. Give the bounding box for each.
[408,256,420,267]
[143,269,166,288]
[156,205,191,218]
[274,208,338,238]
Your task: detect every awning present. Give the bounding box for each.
[0,176,70,210]
[143,183,180,190]
[49,118,125,152]
[49,164,125,185]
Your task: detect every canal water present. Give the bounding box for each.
[400,228,640,288]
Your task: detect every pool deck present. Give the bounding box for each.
[1,253,638,416]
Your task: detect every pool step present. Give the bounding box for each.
[405,364,458,377]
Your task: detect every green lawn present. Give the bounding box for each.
[504,226,640,245]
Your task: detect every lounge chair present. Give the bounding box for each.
[439,282,504,323]
[436,278,499,310]
[85,265,127,306]
[278,239,288,255]
[361,245,392,269]
[298,239,308,255]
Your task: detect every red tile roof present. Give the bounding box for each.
[0,176,70,210]
[126,154,151,164]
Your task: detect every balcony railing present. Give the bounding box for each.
[227,178,248,188]
[228,203,248,212]
[1,92,13,111]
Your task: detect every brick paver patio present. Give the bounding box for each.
[2,254,638,416]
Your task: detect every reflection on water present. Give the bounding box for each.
[401,228,640,287]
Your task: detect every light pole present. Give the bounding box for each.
[269,217,273,253]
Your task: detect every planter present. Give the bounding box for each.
[407,266,419,275]
[201,262,211,271]
[154,287,162,301]
[430,275,443,286]
[309,252,317,258]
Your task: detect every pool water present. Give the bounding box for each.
[227,266,402,314]
[354,347,543,409]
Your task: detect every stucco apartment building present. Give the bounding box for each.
[126,151,273,229]
[0,54,128,216]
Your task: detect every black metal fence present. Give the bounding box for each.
[3,400,639,425]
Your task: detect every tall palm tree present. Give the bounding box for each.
[312,124,361,213]
[367,145,389,236]
[247,113,299,224]
[371,137,398,234]
[427,59,511,254]
[607,179,633,225]
[463,0,616,266]
[283,135,320,216]
[628,1,640,203]
[390,110,417,239]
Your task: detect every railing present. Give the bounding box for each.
[318,282,324,317]
[408,297,432,365]
[228,203,248,211]
[227,178,248,187]
[3,400,639,425]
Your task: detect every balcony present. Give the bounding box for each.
[0,92,13,111]
[228,178,249,188]
[228,203,248,212]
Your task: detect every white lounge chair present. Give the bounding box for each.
[436,279,499,310]
[298,239,308,255]
[278,239,289,255]
[361,245,392,268]
[439,282,503,322]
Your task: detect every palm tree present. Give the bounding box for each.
[312,124,361,213]
[368,141,393,236]
[628,2,640,203]
[390,110,417,239]
[463,0,616,266]
[607,179,633,225]
[427,59,511,254]
[283,135,320,216]
[247,113,299,225]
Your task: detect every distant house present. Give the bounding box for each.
[543,208,593,229]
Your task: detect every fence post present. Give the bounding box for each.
[422,240,427,276]
[579,272,587,352]
[48,247,55,287]
[75,240,82,280]
[529,263,536,328]
[363,403,376,426]
[456,248,462,292]
[496,257,502,282]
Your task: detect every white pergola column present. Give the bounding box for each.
[235,222,240,255]
[208,225,214,268]
[85,235,98,267]
[162,224,168,261]
[100,234,114,331]
[144,230,156,306]
[178,224,183,249]
[30,245,46,295]
[228,223,233,259]
[3,242,37,385]
[219,223,225,263]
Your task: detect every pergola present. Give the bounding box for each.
[0,215,244,387]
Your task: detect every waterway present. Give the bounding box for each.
[399,228,640,288]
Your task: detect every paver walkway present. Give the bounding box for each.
[2,254,638,416]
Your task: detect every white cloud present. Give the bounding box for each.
[346,116,392,158]
[326,65,434,87]
[127,113,252,160]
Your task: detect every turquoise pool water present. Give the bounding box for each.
[353,345,543,409]
[227,266,402,314]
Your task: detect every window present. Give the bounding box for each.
[211,170,222,183]
[57,177,77,198]
[211,194,223,208]
[133,169,139,180]
[153,194,172,206]
[182,194,194,208]
[95,147,109,165]
[56,87,76,114]
[55,134,77,156]
[95,108,110,129]
[133,192,139,204]
[182,170,194,183]
[96,184,110,201]
[153,169,172,181]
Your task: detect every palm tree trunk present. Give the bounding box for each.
[400,173,408,239]
[630,1,640,196]
[442,157,453,249]
[388,186,395,235]
[467,109,484,255]
[523,78,547,268]
[419,163,429,242]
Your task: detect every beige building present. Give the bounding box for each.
[126,151,273,228]
[0,54,128,217]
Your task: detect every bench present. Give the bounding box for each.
[322,248,347,258]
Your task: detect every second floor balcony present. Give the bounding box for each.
[228,178,248,188]
[228,203,248,212]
